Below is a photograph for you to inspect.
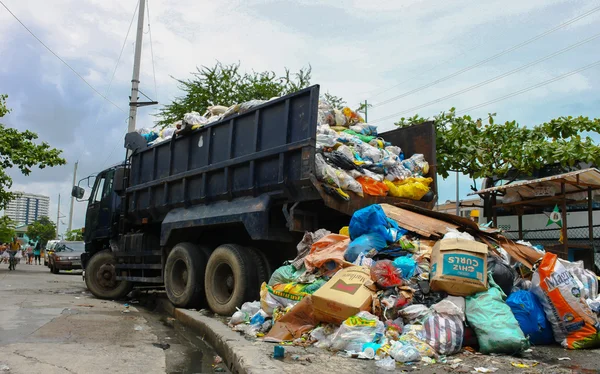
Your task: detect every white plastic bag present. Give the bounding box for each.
[333,168,364,197]
[183,111,208,126]
[315,153,341,187]
[559,259,598,299]
[330,312,385,352]
[385,164,412,182]
[443,228,475,241]
[375,356,396,371]
[389,341,421,363]
[317,134,338,149]
[399,305,431,325]
[385,146,403,156]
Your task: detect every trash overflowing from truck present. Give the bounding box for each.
[73,84,599,371]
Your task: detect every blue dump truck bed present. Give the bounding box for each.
[125,85,437,237]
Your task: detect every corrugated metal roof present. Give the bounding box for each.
[469,168,600,196]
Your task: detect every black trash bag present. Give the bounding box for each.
[487,257,516,297]
[412,280,447,307]
[324,151,362,172]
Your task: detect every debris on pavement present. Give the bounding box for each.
[213,355,223,364]
[152,342,170,350]
[221,196,600,371]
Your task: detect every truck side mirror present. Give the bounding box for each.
[71,186,85,199]
[113,168,128,193]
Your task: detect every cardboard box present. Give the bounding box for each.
[312,266,374,324]
[430,238,488,296]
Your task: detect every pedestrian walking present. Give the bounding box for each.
[26,243,34,265]
[8,236,21,271]
[34,241,42,265]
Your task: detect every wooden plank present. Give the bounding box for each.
[380,203,458,238]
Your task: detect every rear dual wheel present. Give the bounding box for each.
[204,244,271,315]
[164,242,212,308]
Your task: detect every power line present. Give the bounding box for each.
[79,0,138,165]
[456,59,600,114]
[147,0,158,102]
[0,0,126,113]
[369,31,600,124]
[370,5,600,109]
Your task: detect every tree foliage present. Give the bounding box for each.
[0,216,16,244]
[0,95,67,208]
[65,228,83,241]
[26,216,56,246]
[396,109,600,189]
[156,62,312,127]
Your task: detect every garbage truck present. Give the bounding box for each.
[73,85,437,315]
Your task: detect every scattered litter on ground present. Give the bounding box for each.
[152,342,170,350]
[213,355,223,364]
[473,367,498,373]
[134,325,143,331]
[557,357,571,361]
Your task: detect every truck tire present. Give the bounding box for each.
[164,242,211,308]
[85,251,133,300]
[246,247,271,298]
[51,263,59,274]
[205,244,257,316]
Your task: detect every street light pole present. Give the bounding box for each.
[67,161,78,232]
[127,0,146,134]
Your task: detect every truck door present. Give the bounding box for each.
[85,170,115,241]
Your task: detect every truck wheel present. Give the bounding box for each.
[165,242,211,308]
[85,251,133,300]
[205,244,257,316]
[246,247,271,297]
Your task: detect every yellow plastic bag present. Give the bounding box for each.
[384,177,432,200]
[339,226,350,236]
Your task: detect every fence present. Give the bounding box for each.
[504,225,600,269]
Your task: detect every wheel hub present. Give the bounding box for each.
[97,263,117,289]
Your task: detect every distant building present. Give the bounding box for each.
[435,198,483,223]
[3,192,50,225]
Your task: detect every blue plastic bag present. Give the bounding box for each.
[506,290,554,345]
[344,233,386,263]
[349,205,405,242]
[393,256,417,279]
[465,276,530,354]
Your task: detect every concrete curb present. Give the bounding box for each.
[156,298,284,374]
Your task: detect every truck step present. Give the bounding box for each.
[116,275,163,283]
[115,263,162,270]
[113,250,162,257]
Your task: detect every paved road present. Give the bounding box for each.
[0,263,224,374]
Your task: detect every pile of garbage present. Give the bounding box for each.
[135,99,277,146]
[315,102,432,201]
[228,203,600,370]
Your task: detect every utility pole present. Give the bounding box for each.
[127,0,146,133]
[456,171,460,216]
[67,161,78,233]
[56,194,61,239]
[364,100,368,122]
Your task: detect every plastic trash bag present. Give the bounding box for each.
[353,252,374,267]
[385,145,403,156]
[423,297,465,355]
[349,204,405,242]
[330,311,385,352]
[400,305,432,325]
[466,276,529,354]
[336,144,355,161]
[344,233,386,263]
[506,290,554,345]
[304,234,350,273]
[230,301,261,325]
[488,256,516,297]
[559,260,598,300]
[262,280,325,316]
[385,164,412,182]
[315,153,341,187]
[531,252,600,349]
[390,341,420,362]
[183,111,208,127]
[443,228,475,241]
[268,264,306,286]
[354,141,383,162]
[342,107,364,125]
[350,123,378,136]
[384,178,431,200]
[371,260,403,288]
[318,101,336,126]
[325,150,360,171]
[356,176,389,196]
[311,324,339,349]
[333,168,364,197]
[402,154,429,176]
[375,356,396,370]
[317,134,338,149]
[334,109,347,127]
[393,256,417,279]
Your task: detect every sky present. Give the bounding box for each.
[1,0,599,235]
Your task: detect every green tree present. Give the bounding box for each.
[0,216,16,243]
[65,228,83,241]
[321,92,346,109]
[26,216,56,247]
[0,94,67,208]
[395,109,600,190]
[156,62,312,127]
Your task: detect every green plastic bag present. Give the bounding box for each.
[466,275,529,354]
[268,264,306,286]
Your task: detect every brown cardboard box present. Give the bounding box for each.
[312,266,374,324]
[430,238,488,296]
